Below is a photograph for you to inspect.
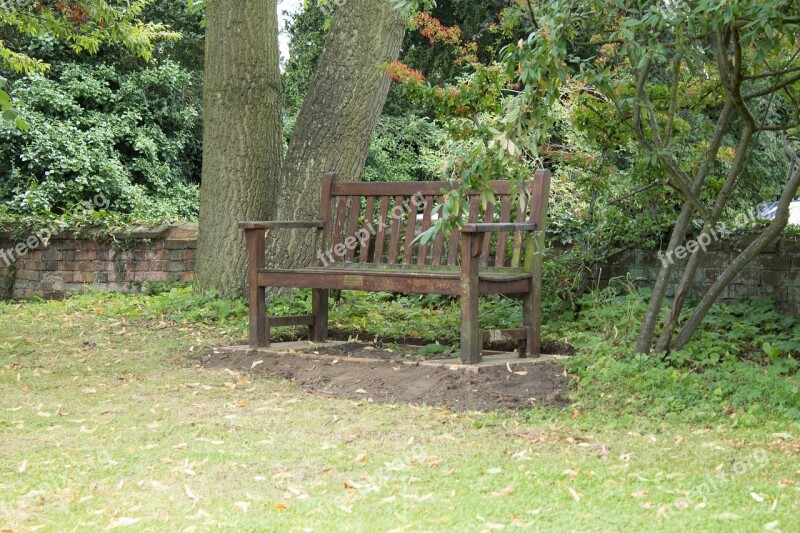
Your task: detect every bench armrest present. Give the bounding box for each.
[460,222,537,233]
[239,221,324,230]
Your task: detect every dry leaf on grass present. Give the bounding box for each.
[491,486,514,497]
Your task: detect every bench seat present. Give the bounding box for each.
[258,266,532,295]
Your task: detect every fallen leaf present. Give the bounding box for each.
[764,520,780,530]
[751,492,765,502]
[491,486,514,497]
[355,453,367,463]
[275,502,288,511]
[631,490,648,499]
[184,485,199,502]
[568,487,580,502]
[250,360,264,370]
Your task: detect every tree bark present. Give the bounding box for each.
[195,0,283,297]
[266,0,406,270]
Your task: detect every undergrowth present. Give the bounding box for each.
[5,282,798,424]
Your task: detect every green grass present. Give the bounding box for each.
[1,291,800,530]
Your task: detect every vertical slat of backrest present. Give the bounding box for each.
[462,196,481,265]
[446,220,460,265]
[510,194,527,268]
[387,195,403,264]
[331,194,348,264]
[524,169,552,270]
[446,196,478,265]
[374,196,390,263]
[359,196,376,263]
[494,194,513,267]
[317,173,337,265]
[402,197,420,264]
[480,202,495,266]
[344,196,361,262]
[431,196,446,266]
[417,196,434,265]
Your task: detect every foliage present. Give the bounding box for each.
[0,60,201,219]
[559,287,800,422]
[363,114,443,183]
[0,0,179,74]
[389,0,800,350]
[281,0,327,112]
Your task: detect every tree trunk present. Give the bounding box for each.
[195,0,283,297]
[672,161,800,350]
[266,0,406,269]
[634,95,735,354]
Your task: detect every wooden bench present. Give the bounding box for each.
[240,169,551,364]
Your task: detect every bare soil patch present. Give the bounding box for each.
[201,342,571,412]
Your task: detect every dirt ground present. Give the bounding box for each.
[201,342,572,412]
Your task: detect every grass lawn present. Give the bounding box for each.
[1,291,799,531]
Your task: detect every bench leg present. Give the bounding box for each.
[460,233,481,364]
[522,289,541,357]
[311,289,329,342]
[246,229,268,347]
[249,285,268,347]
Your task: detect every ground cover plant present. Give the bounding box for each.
[2,288,799,530]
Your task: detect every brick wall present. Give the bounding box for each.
[0,222,196,300]
[590,234,800,314]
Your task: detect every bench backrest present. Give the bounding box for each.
[316,169,551,270]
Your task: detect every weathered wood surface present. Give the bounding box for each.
[241,169,552,363]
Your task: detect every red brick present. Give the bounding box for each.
[141,271,169,282]
[180,272,194,282]
[134,261,151,271]
[182,249,196,261]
